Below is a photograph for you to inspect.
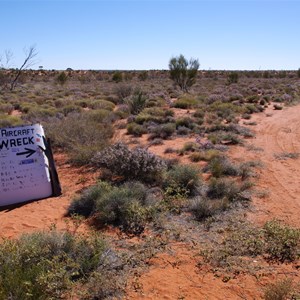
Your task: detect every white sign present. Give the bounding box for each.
[0,123,53,206]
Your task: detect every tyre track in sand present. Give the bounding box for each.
[233,104,300,227]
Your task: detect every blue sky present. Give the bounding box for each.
[1,0,299,70]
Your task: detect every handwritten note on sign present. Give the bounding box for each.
[0,124,52,206]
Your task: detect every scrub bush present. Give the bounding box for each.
[93,142,166,183]
[46,111,113,165]
[69,181,155,235]
[163,164,201,196]
[0,230,107,300]
[263,220,300,262]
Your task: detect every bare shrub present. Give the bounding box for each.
[93,142,166,183]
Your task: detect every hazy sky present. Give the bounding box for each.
[1,0,299,70]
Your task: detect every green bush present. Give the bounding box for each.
[173,97,198,109]
[0,102,14,114]
[90,99,115,111]
[93,142,166,183]
[127,122,147,137]
[56,71,68,85]
[227,72,239,84]
[114,84,132,102]
[175,117,195,129]
[112,71,123,83]
[206,156,239,178]
[263,220,300,262]
[149,123,176,139]
[190,197,228,221]
[0,114,23,128]
[0,230,107,300]
[163,164,201,196]
[169,54,199,92]
[46,111,113,165]
[94,182,152,234]
[126,89,148,115]
[68,181,112,217]
[69,181,155,234]
[135,107,168,124]
[207,177,249,202]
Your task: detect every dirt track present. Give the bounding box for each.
[236,104,300,227]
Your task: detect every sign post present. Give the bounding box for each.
[0,123,61,206]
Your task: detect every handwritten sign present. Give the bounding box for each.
[0,124,53,206]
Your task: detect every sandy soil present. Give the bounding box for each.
[231,104,300,227]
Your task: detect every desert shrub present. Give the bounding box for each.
[70,181,155,234]
[0,102,14,114]
[61,104,82,116]
[149,123,176,139]
[176,126,192,135]
[0,114,23,127]
[245,103,260,114]
[173,97,198,109]
[207,177,251,202]
[114,84,132,102]
[263,220,300,262]
[126,89,148,114]
[134,107,168,124]
[0,230,107,300]
[56,71,68,85]
[193,109,205,118]
[246,95,259,103]
[46,111,113,165]
[227,124,254,138]
[94,182,153,234]
[90,99,115,111]
[112,71,123,83]
[163,164,201,196]
[175,117,195,129]
[189,152,204,162]
[208,131,242,145]
[138,71,148,81]
[227,72,239,84]
[209,102,242,120]
[206,156,239,178]
[189,149,220,162]
[127,122,147,137]
[93,142,166,183]
[274,104,283,110]
[190,197,228,221]
[180,141,199,154]
[169,54,199,92]
[146,97,166,108]
[263,278,295,300]
[68,181,112,217]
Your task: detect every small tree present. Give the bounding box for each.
[169,54,199,92]
[56,71,68,86]
[227,72,239,84]
[10,45,38,91]
[297,68,300,78]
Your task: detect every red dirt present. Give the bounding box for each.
[231,104,300,227]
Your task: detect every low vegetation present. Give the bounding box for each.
[1,69,300,298]
[0,230,123,299]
